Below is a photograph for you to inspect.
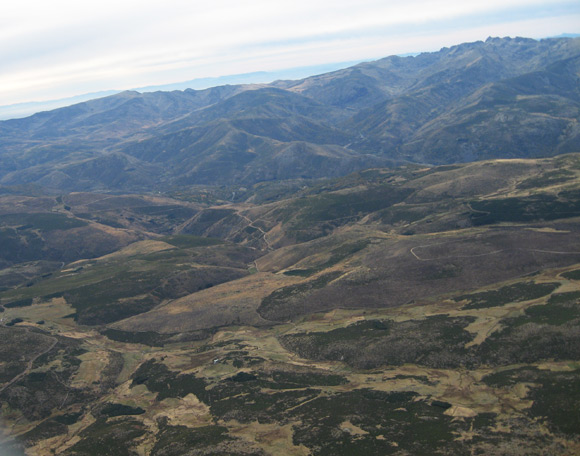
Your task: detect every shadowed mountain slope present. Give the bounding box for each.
[348,53,580,163]
[1,36,579,193]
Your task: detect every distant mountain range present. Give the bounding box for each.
[0,61,364,121]
[1,36,579,193]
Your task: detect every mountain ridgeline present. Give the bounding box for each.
[1,36,579,192]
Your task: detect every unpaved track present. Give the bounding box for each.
[410,242,580,261]
[0,327,58,393]
[237,212,273,250]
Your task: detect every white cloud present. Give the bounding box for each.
[0,0,578,105]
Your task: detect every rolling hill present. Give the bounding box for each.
[1,154,580,454]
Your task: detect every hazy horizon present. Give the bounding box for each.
[1,31,579,121]
[2,0,578,110]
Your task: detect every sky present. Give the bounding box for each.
[1,0,579,108]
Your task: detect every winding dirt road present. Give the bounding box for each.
[0,327,58,394]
